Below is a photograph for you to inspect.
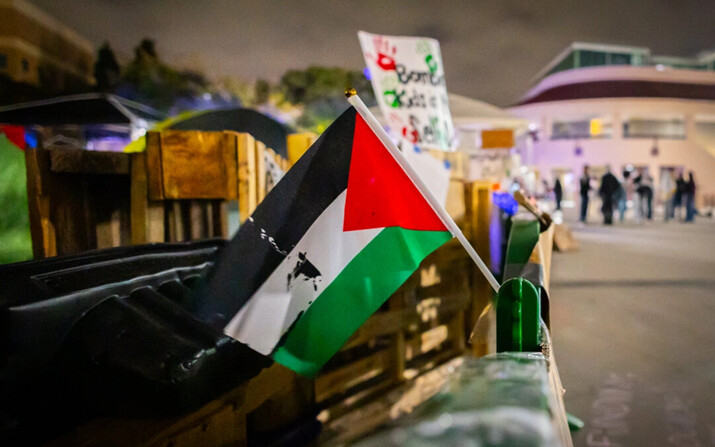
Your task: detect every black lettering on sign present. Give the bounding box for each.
[395,64,444,86]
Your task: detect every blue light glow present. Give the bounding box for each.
[492,191,519,216]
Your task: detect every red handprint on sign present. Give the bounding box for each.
[402,116,420,144]
[368,35,397,71]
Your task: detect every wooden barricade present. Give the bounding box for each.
[25,130,290,258]
[25,145,132,258]
[287,132,318,165]
[133,130,291,244]
[25,132,495,446]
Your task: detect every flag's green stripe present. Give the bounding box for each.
[272,227,451,376]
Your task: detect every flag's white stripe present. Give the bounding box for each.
[224,190,381,355]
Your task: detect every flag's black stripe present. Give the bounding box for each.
[195,107,356,323]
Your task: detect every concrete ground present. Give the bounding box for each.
[550,209,715,446]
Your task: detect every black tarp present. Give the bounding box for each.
[0,94,165,126]
[0,241,271,445]
[170,108,293,157]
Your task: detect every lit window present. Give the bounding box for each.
[694,117,715,149]
[551,117,612,139]
[623,115,686,139]
[579,50,607,67]
[610,53,632,65]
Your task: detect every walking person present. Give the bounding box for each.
[615,178,627,223]
[634,168,654,222]
[685,171,697,222]
[579,165,592,224]
[553,178,563,211]
[660,169,676,222]
[599,166,620,225]
[674,171,686,221]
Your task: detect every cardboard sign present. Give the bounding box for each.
[359,31,455,151]
[481,129,515,149]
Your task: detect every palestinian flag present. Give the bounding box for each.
[198,107,451,376]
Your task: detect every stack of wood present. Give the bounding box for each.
[22,133,496,446]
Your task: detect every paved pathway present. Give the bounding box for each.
[550,216,715,446]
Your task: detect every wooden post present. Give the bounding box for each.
[286,133,317,166]
[130,152,165,245]
[463,182,494,344]
[236,132,257,223]
[25,147,56,258]
[254,140,266,204]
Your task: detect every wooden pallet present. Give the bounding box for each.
[25,129,291,257]
[24,131,496,446]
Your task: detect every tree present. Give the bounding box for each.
[136,39,158,60]
[118,38,210,113]
[93,42,120,92]
[254,79,271,105]
[279,66,376,132]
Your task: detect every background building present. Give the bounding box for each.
[510,42,715,209]
[0,0,94,104]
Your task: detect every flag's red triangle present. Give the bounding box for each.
[343,114,447,232]
[0,125,25,150]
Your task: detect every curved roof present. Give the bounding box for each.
[517,65,715,106]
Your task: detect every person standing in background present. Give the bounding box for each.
[634,168,654,222]
[554,178,563,211]
[579,165,592,223]
[599,166,620,225]
[615,176,627,223]
[660,169,676,222]
[685,171,697,222]
[674,171,686,221]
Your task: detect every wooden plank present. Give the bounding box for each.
[254,140,266,204]
[405,325,449,361]
[189,200,206,240]
[130,153,165,244]
[222,132,239,200]
[236,132,257,223]
[95,208,121,249]
[50,147,130,175]
[318,358,462,446]
[25,147,55,258]
[158,405,245,447]
[445,178,465,221]
[315,350,391,403]
[169,201,187,242]
[415,275,471,302]
[389,292,407,384]
[210,200,229,238]
[341,308,416,351]
[286,133,317,165]
[145,131,164,201]
[450,310,467,352]
[27,146,96,256]
[159,130,233,200]
[44,365,295,447]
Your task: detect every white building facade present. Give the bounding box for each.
[509,43,715,207]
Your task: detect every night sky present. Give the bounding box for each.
[33,0,715,106]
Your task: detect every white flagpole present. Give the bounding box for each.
[346,90,500,293]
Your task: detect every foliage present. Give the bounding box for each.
[94,42,120,93]
[116,38,215,113]
[279,66,375,132]
[0,137,32,264]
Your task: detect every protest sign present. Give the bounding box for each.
[359,31,455,151]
